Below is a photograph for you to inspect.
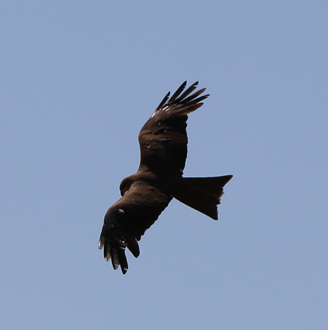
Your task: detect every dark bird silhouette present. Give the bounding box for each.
[98,81,233,274]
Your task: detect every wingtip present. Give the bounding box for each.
[111,259,119,270]
[98,239,104,250]
[127,237,140,258]
[156,91,170,110]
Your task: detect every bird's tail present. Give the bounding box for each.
[173,175,233,220]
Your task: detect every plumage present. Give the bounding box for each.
[99,81,232,274]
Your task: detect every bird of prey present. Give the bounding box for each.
[99,81,232,274]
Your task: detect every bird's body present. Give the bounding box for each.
[99,81,232,274]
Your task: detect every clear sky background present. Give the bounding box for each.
[1,1,327,329]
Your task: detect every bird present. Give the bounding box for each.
[98,81,232,274]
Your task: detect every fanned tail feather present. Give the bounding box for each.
[173,175,233,220]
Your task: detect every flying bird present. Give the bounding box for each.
[99,81,232,274]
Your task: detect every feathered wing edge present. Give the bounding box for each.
[155,81,209,116]
[98,222,140,275]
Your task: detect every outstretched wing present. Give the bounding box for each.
[138,81,209,177]
[98,180,172,274]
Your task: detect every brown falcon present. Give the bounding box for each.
[99,81,232,274]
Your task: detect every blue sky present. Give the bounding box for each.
[1,1,327,329]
